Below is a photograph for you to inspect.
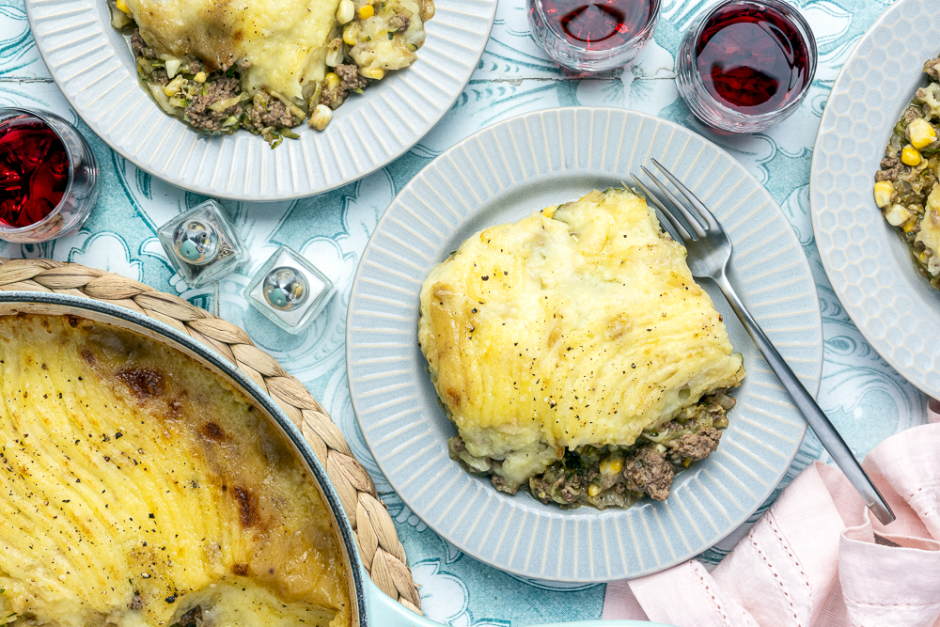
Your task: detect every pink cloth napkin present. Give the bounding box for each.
[602,398,940,627]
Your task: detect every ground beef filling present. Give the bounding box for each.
[185,75,242,132]
[449,391,735,510]
[128,29,300,140]
[873,55,940,289]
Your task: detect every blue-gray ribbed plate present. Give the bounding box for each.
[25,0,496,201]
[347,107,823,582]
[811,0,940,398]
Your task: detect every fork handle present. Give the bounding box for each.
[713,274,896,525]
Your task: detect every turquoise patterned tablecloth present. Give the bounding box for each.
[0,0,926,624]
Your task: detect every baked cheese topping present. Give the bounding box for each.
[418,188,745,488]
[0,315,349,627]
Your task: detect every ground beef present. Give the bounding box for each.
[129,592,143,611]
[176,606,203,627]
[186,59,204,75]
[248,96,295,130]
[130,30,153,59]
[150,67,170,87]
[530,471,568,504]
[185,75,242,132]
[924,58,940,79]
[491,474,518,495]
[668,427,721,462]
[335,64,368,92]
[319,86,343,109]
[389,15,411,33]
[451,436,467,453]
[623,447,674,501]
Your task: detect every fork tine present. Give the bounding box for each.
[629,176,692,244]
[641,166,707,238]
[651,158,719,231]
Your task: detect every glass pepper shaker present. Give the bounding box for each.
[245,245,336,334]
[156,200,248,287]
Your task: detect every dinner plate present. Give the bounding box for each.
[24,0,495,201]
[810,0,940,399]
[347,107,823,581]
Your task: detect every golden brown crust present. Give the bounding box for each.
[0,314,349,627]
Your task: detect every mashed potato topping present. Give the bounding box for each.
[0,315,350,627]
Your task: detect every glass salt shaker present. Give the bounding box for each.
[245,245,336,334]
[156,200,248,287]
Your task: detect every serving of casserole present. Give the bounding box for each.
[0,313,350,627]
[418,188,745,509]
[108,0,433,143]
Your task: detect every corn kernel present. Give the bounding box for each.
[920,251,929,263]
[873,180,895,208]
[193,72,207,84]
[336,0,355,24]
[587,484,602,498]
[163,75,186,97]
[343,26,357,46]
[309,104,333,131]
[600,455,623,476]
[325,72,341,90]
[115,0,130,13]
[683,458,692,468]
[909,118,937,149]
[904,221,917,234]
[358,4,374,19]
[885,204,912,227]
[902,144,922,166]
[361,67,385,80]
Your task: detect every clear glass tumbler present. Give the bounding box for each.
[674,0,817,133]
[0,107,98,243]
[528,0,661,74]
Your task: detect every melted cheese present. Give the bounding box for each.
[0,315,349,627]
[418,188,745,486]
[125,0,341,100]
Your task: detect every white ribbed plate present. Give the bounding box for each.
[811,0,940,398]
[25,0,495,201]
[347,107,823,581]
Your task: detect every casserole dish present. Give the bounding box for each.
[0,286,668,627]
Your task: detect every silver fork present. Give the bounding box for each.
[631,158,896,525]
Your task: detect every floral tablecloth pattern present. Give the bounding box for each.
[0,0,925,624]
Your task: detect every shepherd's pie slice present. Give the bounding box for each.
[418,188,745,509]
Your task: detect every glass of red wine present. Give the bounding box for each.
[0,108,98,243]
[675,0,817,133]
[528,0,661,73]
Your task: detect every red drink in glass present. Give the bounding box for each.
[696,4,811,115]
[528,0,661,73]
[675,0,817,133]
[0,117,70,229]
[537,0,653,52]
[0,108,98,243]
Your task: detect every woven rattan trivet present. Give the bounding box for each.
[0,257,422,614]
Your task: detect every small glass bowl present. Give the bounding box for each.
[0,107,98,243]
[527,0,662,73]
[675,0,817,133]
